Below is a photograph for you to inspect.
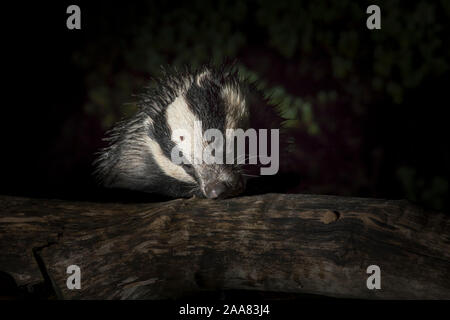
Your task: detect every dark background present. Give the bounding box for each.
[1,0,448,212]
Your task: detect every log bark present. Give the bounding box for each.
[0,193,449,299]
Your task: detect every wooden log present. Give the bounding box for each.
[0,193,449,299]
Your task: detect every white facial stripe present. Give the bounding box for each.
[138,117,194,184]
[166,95,206,164]
[221,85,247,129]
[145,133,195,184]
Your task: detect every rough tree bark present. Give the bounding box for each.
[0,193,449,299]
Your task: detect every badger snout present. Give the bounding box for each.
[203,173,245,199]
[204,181,227,199]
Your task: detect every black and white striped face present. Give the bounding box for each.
[149,68,249,199]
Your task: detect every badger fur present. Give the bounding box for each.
[94,64,277,199]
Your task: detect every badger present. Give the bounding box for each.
[93,64,279,199]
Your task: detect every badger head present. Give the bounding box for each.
[94,65,253,199]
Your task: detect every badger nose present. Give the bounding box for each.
[205,182,227,199]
